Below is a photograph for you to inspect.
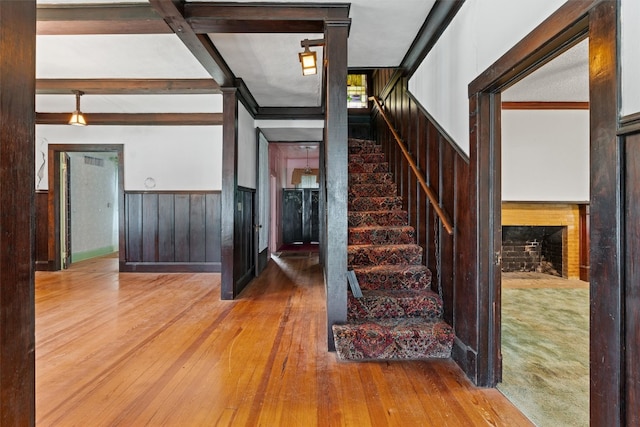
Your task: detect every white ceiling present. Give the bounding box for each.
[503,39,589,102]
[211,32,325,107]
[36,0,437,114]
[35,0,588,145]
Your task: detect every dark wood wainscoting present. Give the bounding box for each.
[123,191,221,272]
[372,77,475,379]
[623,130,640,426]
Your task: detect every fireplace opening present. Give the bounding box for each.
[502,226,564,277]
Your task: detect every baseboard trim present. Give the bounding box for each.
[452,336,479,385]
[120,262,221,273]
[35,260,55,271]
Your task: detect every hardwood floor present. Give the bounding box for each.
[36,253,532,426]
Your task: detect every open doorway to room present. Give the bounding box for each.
[496,39,590,427]
[48,144,124,271]
[471,4,618,421]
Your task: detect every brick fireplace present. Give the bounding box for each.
[501,203,584,279]
[502,226,564,276]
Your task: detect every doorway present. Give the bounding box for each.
[470,1,618,423]
[496,40,590,426]
[48,144,124,271]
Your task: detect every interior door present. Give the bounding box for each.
[282,189,303,243]
[60,153,71,269]
[255,132,269,275]
[282,189,319,244]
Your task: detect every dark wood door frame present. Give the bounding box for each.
[48,144,125,271]
[469,0,621,424]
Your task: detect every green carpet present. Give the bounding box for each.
[498,286,589,427]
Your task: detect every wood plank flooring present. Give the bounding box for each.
[36,253,533,426]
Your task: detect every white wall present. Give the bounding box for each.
[621,0,640,116]
[237,103,257,189]
[36,125,223,191]
[502,109,589,202]
[409,0,567,154]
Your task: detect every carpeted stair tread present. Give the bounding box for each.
[349,183,397,199]
[349,172,394,185]
[348,143,382,155]
[348,289,443,320]
[348,210,408,227]
[349,162,389,174]
[348,244,423,266]
[332,318,454,360]
[348,196,403,211]
[349,153,386,165]
[349,138,380,148]
[352,264,432,290]
[348,225,415,245]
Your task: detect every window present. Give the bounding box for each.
[347,74,368,109]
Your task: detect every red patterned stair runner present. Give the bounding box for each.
[332,138,454,360]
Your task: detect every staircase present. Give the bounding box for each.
[332,138,455,360]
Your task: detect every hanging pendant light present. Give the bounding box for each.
[304,147,312,174]
[299,45,317,76]
[68,90,87,126]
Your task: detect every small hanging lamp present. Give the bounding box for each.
[68,90,87,126]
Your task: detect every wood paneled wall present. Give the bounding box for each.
[123,191,221,272]
[371,77,475,380]
[621,128,640,426]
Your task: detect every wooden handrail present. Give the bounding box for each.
[369,96,454,235]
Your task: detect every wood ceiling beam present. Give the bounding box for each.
[36,113,223,126]
[37,4,171,35]
[149,0,235,87]
[501,101,589,110]
[36,79,221,95]
[400,0,465,76]
[184,4,350,33]
[255,107,324,120]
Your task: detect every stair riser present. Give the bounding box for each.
[349,173,394,185]
[349,139,380,148]
[349,197,403,211]
[348,246,423,266]
[348,294,443,320]
[354,266,432,291]
[332,321,454,360]
[349,163,389,174]
[349,153,386,164]
[348,145,382,155]
[349,185,397,200]
[348,227,414,245]
[348,211,408,227]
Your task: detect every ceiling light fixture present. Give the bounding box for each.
[299,38,325,76]
[68,90,87,126]
[304,147,312,174]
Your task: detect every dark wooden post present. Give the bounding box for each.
[588,2,622,425]
[0,1,36,424]
[323,18,350,350]
[221,87,238,300]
